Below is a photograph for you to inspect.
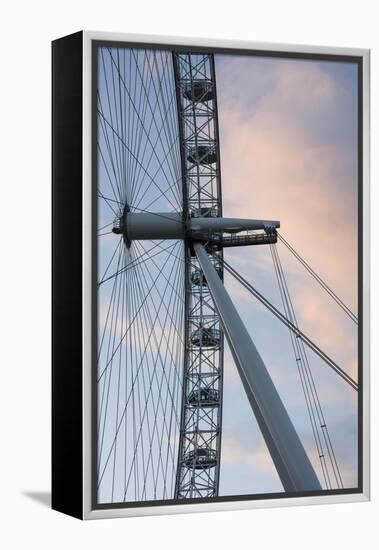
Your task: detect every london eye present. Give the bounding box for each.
[95,45,359,504]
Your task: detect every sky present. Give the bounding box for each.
[215,54,358,494]
[96,47,359,503]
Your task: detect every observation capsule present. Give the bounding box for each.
[188,387,219,407]
[187,145,217,165]
[191,266,221,287]
[190,327,221,348]
[191,268,207,287]
[190,206,218,218]
[183,448,217,469]
[183,80,214,102]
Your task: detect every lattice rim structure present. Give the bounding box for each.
[173,53,224,499]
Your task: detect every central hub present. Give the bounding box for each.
[112,203,131,248]
[113,208,185,244]
[112,206,280,249]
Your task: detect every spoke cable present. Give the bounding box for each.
[218,255,358,391]
[269,244,343,489]
[278,233,358,324]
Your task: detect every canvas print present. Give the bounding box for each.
[94,44,360,507]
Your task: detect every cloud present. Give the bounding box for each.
[293,286,358,380]
[221,432,278,477]
[215,56,359,492]
[216,55,358,375]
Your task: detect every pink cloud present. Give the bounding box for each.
[217,57,358,377]
[221,433,279,477]
[216,59,359,491]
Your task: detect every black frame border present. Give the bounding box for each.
[52,30,84,519]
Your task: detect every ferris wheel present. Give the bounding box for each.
[95,45,358,504]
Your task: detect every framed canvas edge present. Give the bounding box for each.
[81,30,370,520]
